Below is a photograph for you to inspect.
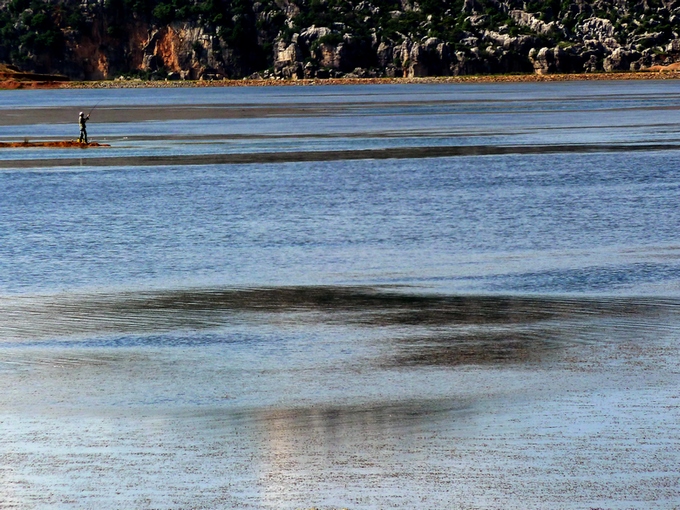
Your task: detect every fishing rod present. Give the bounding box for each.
[87,100,101,118]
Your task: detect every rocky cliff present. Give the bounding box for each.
[1,0,679,80]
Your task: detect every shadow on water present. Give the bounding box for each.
[193,397,470,431]
[389,330,558,367]
[2,142,680,169]
[2,286,678,367]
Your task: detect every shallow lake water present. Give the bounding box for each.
[0,80,679,509]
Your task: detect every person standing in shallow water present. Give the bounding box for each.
[78,111,89,144]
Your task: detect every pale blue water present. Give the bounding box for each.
[1,151,680,296]
[0,81,679,509]
[1,81,680,296]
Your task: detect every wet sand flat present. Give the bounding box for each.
[2,142,680,169]
[0,289,679,508]
[2,81,680,170]
[0,104,333,125]
[2,96,680,127]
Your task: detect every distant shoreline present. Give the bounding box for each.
[64,71,680,88]
[1,70,680,90]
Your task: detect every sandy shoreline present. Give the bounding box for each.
[0,140,108,148]
[1,70,679,90]
[58,71,680,88]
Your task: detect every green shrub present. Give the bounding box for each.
[152,3,174,23]
[318,32,343,45]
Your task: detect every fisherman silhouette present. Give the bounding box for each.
[78,111,89,144]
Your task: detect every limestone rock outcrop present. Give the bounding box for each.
[1,0,680,79]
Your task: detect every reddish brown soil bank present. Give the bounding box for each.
[0,141,109,148]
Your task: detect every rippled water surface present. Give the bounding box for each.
[0,81,679,509]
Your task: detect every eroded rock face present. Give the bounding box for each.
[3,0,680,79]
[530,45,585,74]
[140,23,244,79]
[299,25,332,45]
[485,31,538,54]
[316,43,338,69]
[603,47,643,71]
[376,41,393,67]
[529,47,557,74]
[576,18,617,42]
[274,40,302,72]
[509,10,563,37]
[262,0,680,78]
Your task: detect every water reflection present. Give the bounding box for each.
[391,330,556,366]
[258,398,466,430]
[2,285,679,507]
[2,286,677,366]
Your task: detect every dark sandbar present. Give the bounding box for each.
[1,142,679,169]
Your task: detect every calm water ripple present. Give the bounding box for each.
[1,149,679,297]
[1,81,680,509]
